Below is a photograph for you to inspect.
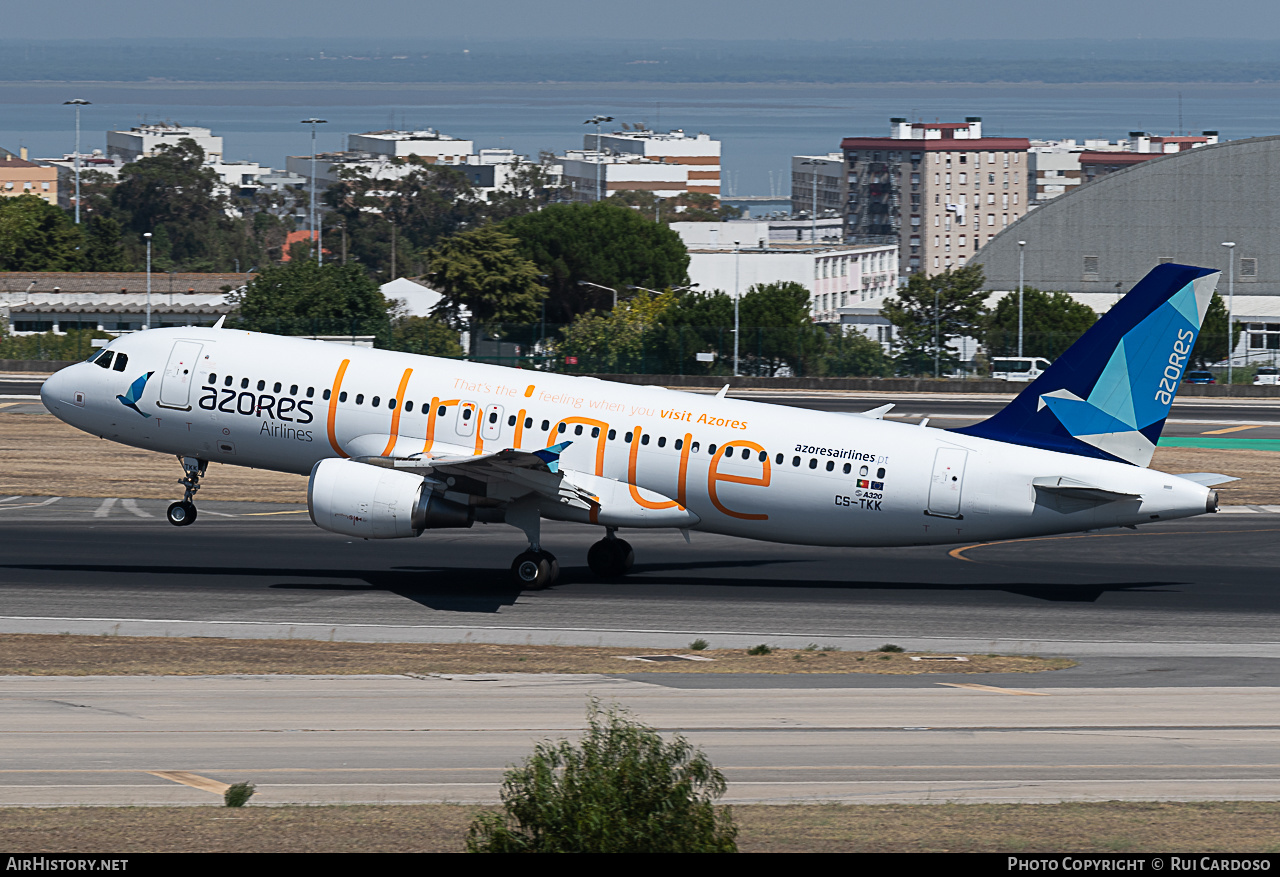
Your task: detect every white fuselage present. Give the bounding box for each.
[40,327,1214,547]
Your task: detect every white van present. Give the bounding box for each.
[1254,366,1279,386]
[991,357,1052,382]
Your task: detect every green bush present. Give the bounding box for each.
[223,782,255,807]
[689,638,709,651]
[746,644,772,656]
[467,701,737,853]
[876,643,905,653]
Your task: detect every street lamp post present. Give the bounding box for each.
[1017,240,1027,358]
[301,118,327,260]
[63,99,90,225]
[577,280,618,309]
[1223,241,1237,384]
[583,115,614,202]
[934,286,940,379]
[734,240,741,377]
[143,232,153,329]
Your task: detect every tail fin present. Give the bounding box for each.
[956,263,1219,467]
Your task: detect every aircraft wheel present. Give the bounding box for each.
[587,538,632,578]
[512,550,557,590]
[166,501,197,527]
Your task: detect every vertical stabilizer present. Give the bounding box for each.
[956,263,1219,466]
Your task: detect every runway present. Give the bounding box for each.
[6,381,1280,807]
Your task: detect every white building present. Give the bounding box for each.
[560,150,688,202]
[595,129,720,198]
[683,242,899,337]
[348,129,475,163]
[107,123,223,164]
[671,218,844,249]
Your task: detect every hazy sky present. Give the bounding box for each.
[8,0,1280,42]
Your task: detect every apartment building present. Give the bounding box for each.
[107,123,224,164]
[842,117,1030,277]
[789,153,845,238]
[1030,132,1219,204]
[595,129,720,198]
[0,150,58,206]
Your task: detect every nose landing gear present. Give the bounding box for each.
[166,456,206,527]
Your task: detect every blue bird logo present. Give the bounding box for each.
[116,371,154,417]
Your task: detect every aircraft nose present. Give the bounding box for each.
[40,366,73,415]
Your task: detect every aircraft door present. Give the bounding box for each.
[158,340,203,410]
[927,447,967,518]
[456,401,477,437]
[482,404,504,440]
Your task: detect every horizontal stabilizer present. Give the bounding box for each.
[859,403,895,420]
[1176,472,1240,487]
[1032,475,1142,503]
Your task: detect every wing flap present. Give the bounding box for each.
[1032,475,1142,503]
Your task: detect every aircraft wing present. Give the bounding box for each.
[353,442,597,508]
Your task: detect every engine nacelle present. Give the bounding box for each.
[308,458,472,538]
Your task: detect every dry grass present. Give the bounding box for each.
[0,414,305,503]
[0,634,1071,676]
[1150,446,1280,505]
[2,802,1279,852]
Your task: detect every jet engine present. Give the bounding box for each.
[307,458,472,538]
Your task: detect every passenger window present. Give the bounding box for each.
[371,396,380,407]
[241,378,249,389]
[95,351,114,369]
[741,448,750,460]
[657,436,666,447]
[226,375,234,387]
[607,428,615,440]
[843,463,852,474]
[307,387,315,398]
[776,453,784,464]
[591,427,600,438]
[507,415,517,427]
[461,407,470,420]
[526,418,534,429]
[490,412,499,424]
[792,456,801,467]
[389,398,397,410]
[625,431,633,443]
[323,389,331,400]
[557,422,566,433]
[674,438,683,450]
[339,391,348,402]
[641,434,650,445]
[541,420,549,431]
[574,424,583,435]
[439,406,447,417]
[356,394,364,405]
[809,458,817,469]
[708,444,717,455]
[758,451,767,462]
[113,353,128,372]
[826,460,834,471]
[257,380,265,391]
[209,373,218,383]
[877,468,886,479]
[405,401,414,412]
[691,442,700,453]
[290,384,298,395]
[273,382,282,393]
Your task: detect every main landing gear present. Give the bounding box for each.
[511,548,559,590]
[166,456,206,527]
[587,529,634,579]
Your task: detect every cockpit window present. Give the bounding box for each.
[94,351,115,370]
[112,353,129,372]
[86,349,103,363]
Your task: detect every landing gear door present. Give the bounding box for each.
[158,340,203,410]
[927,447,967,518]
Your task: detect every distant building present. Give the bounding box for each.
[1029,132,1219,205]
[0,272,245,335]
[842,117,1031,277]
[348,129,474,163]
[0,150,57,206]
[595,129,721,198]
[107,123,224,164]
[560,150,689,202]
[681,239,898,339]
[36,150,123,211]
[790,153,846,238]
[671,218,845,249]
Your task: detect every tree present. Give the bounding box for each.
[1192,292,1240,367]
[736,281,825,376]
[467,702,737,853]
[389,315,465,358]
[0,195,86,271]
[557,289,673,373]
[984,286,1098,360]
[423,226,547,350]
[881,265,989,376]
[228,259,391,336]
[820,330,894,377]
[501,201,690,322]
[324,157,483,280]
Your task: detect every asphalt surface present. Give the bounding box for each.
[7,377,1280,807]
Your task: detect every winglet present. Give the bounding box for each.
[532,440,573,473]
[715,384,729,398]
[212,315,226,330]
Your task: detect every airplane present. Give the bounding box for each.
[39,263,1234,589]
